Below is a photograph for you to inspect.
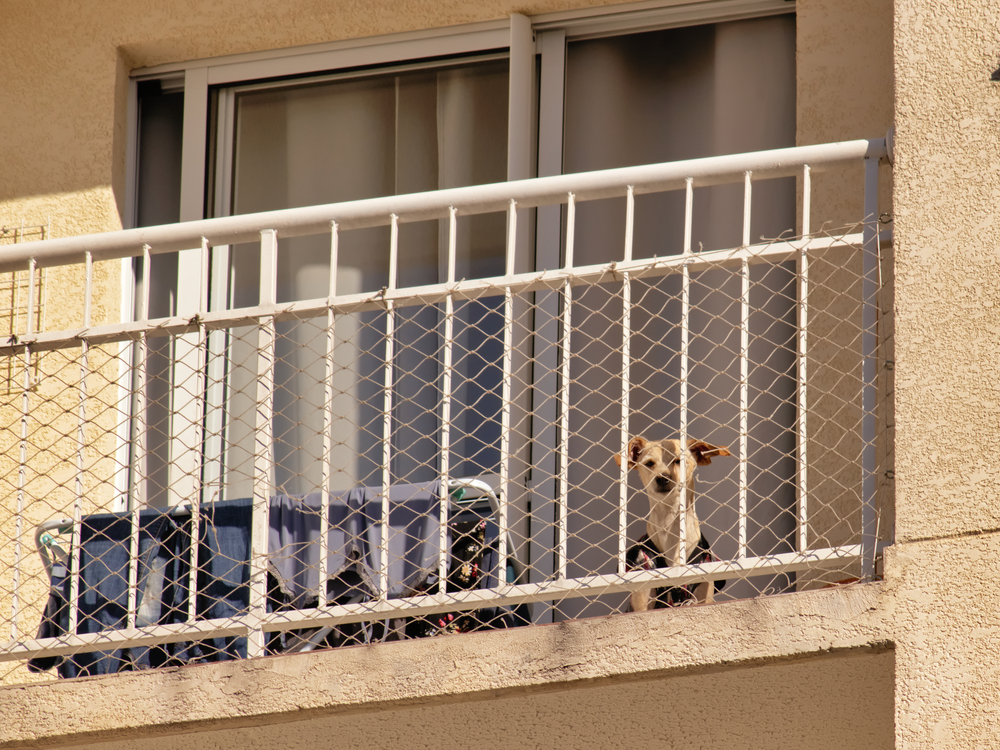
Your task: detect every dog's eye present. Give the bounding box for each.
[644,460,655,468]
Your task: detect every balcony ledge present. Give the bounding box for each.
[0,582,892,748]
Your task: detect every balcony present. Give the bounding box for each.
[0,139,894,680]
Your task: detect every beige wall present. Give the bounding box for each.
[0,584,893,749]
[17,651,896,750]
[893,0,1000,542]
[6,0,1000,747]
[891,0,1000,747]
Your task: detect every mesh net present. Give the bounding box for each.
[0,222,894,683]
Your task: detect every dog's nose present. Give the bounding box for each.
[654,475,672,492]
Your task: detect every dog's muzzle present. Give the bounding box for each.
[653,475,674,493]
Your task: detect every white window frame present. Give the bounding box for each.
[124,0,796,232]
[117,1,798,580]
[122,0,797,323]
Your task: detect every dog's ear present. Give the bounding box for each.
[623,436,648,468]
[688,440,732,466]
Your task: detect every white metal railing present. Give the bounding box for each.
[0,138,893,675]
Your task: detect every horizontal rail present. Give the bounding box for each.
[1,136,892,675]
[0,617,249,663]
[0,139,886,274]
[0,231,867,354]
[0,545,872,664]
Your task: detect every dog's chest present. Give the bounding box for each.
[646,496,700,566]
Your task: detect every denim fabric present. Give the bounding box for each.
[268,489,372,608]
[355,481,444,597]
[29,501,260,676]
[267,483,447,602]
[31,483,516,677]
[29,509,188,677]
[169,498,253,664]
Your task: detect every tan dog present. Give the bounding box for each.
[615,436,732,611]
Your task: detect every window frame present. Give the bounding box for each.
[119,2,798,592]
[124,0,797,230]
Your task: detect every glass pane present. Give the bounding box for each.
[558,15,798,613]
[132,82,184,507]
[217,58,509,496]
[564,15,796,262]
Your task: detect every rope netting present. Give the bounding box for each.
[0,222,894,682]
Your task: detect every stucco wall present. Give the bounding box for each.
[10,0,1000,748]
[0,584,892,749]
[892,0,1000,542]
[24,652,896,750]
[890,0,1000,747]
[796,0,895,583]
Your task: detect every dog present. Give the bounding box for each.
[615,436,732,611]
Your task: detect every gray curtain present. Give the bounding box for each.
[218,60,508,499]
[558,15,797,613]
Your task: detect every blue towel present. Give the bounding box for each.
[30,481,512,677]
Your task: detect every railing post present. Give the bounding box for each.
[377,215,400,600]
[678,184,691,566]
[797,166,811,554]
[556,194,575,583]
[320,221,339,607]
[439,208,458,591]
[499,201,517,575]
[739,172,752,560]
[248,228,277,657]
[861,155,881,580]
[618,187,635,574]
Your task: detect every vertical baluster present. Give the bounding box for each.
[739,172,752,559]
[801,164,812,238]
[439,208,457,591]
[498,201,516,576]
[185,237,210,621]
[798,166,811,553]
[127,246,151,627]
[861,156,880,579]
[379,215,399,599]
[320,222,339,607]
[248,229,277,657]
[678,182,691,566]
[618,186,634,573]
[557,194,575,581]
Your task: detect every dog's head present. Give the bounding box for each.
[614,436,732,498]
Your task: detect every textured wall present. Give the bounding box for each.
[888,535,1000,749]
[893,0,1000,541]
[891,0,1000,747]
[68,653,895,750]
[24,2,1000,749]
[0,585,892,748]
